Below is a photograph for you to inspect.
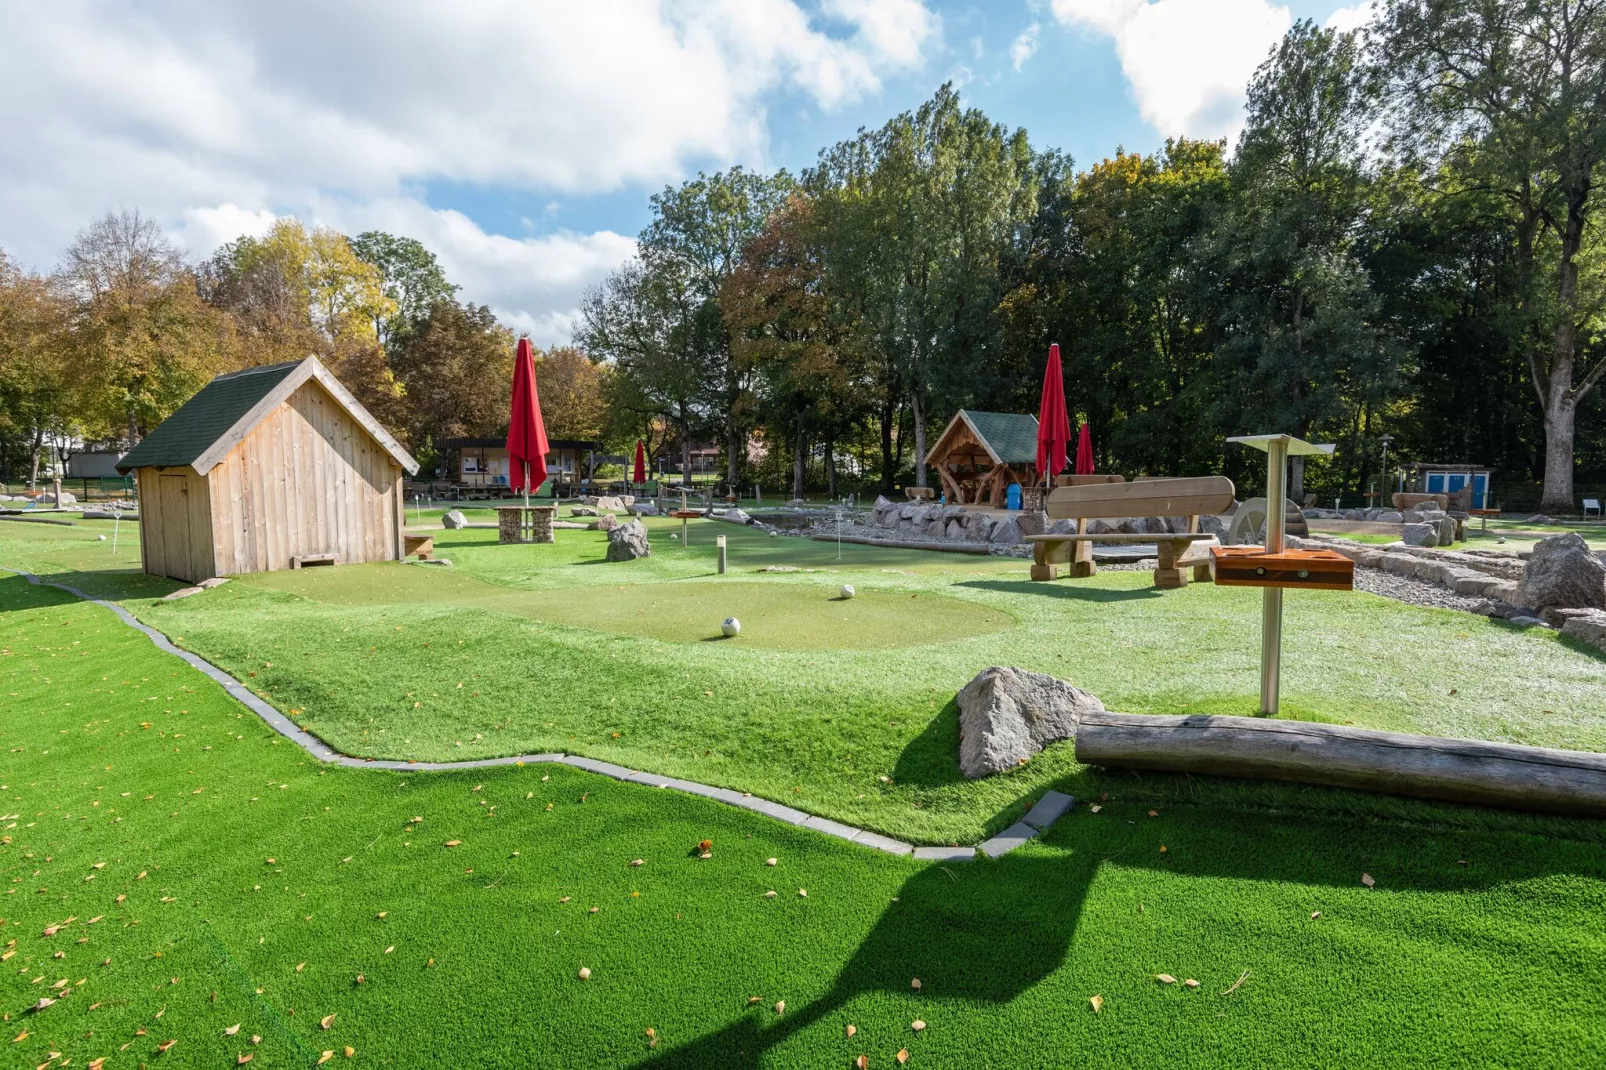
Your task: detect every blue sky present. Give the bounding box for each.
[0,0,1370,343]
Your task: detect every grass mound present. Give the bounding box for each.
[3,576,1606,1068]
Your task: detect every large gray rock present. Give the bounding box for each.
[442,509,468,529]
[1561,610,1606,651]
[1376,510,1403,523]
[628,502,659,516]
[965,512,994,541]
[989,516,1024,545]
[1199,514,1228,537]
[1437,516,1459,545]
[1016,512,1047,538]
[957,667,1105,778]
[605,519,652,561]
[873,495,898,527]
[1400,522,1439,547]
[590,514,619,531]
[1048,518,1077,535]
[1088,518,1120,536]
[945,518,966,540]
[569,505,599,517]
[1512,532,1606,612]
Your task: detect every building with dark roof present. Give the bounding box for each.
[924,409,1042,507]
[117,357,419,582]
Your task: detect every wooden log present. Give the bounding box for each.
[1074,710,1606,816]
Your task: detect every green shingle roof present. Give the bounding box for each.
[960,410,1040,465]
[116,361,302,472]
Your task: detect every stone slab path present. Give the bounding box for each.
[4,566,1075,860]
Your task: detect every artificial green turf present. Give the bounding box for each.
[4,575,1606,1068]
[5,516,1606,844]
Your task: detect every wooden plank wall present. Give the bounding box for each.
[135,467,216,583]
[208,381,402,575]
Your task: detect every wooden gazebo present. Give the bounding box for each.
[925,410,1041,507]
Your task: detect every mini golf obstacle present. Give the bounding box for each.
[1075,432,1606,816]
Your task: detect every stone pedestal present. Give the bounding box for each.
[495,505,556,544]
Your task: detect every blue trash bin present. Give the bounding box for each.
[1006,483,1022,510]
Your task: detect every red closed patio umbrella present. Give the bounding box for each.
[1074,422,1094,475]
[506,338,549,501]
[632,439,647,486]
[1036,343,1071,484]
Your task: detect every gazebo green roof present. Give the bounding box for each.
[926,409,1041,467]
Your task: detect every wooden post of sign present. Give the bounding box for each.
[717,534,727,574]
[1261,438,1288,715]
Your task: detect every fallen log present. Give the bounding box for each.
[806,532,992,555]
[1075,710,1606,816]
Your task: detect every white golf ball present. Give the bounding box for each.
[839,584,855,599]
[721,616,741,637]
[96,534,107,541]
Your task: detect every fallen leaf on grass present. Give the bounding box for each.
[854,1056,868,1069]
[845,1024,856,1038]
[1089,804,1102,813]
[376,912,387,919]
[897,1049,910,1065]
[320,1014,337,1030]
[578,967,591,980]
[237,1054,253,1064]
[911,1020,925,1032]
[763,891,777,899]
[317,1053,333,1066]
[910,977,921,991]
[1183,979,1200,989]
[747,996,762,1006]
[774,1001,785,1015]
[630,859,644,867]
[344,1047,355,1058]
[444,840,461,848]
[296,963,305,972]
[1310,911,1322,920]
[798,889,807,898]
[384,946,394,955]
[1155,974,1176,984]
[157,1039,177,1053]
[12,1030,27,1042]
[28,998,54,1012]
[224,1025,240,1036]
[1361,873,1376,888]
[558,896,571,903]
[1089,995,1103,1013]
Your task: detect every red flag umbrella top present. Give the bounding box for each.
[506,338,549,494]
[632,439,647,485]
[1036,343,1071,481]
[1075,422,1094,475]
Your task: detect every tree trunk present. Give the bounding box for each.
[879,396,897,493]
[725,423,742,490]
[27,426,44,490]
[127,409,140,448]
[1289,455,1305,504]
[825,432,836,498]
[793,425,805,500]
[910,391,927,489]
[1541,392,1578,512]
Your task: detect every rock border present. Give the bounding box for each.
[1,566,1074,861]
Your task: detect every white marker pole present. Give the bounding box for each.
[1261,437,1289,716]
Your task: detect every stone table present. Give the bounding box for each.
[495,504,556,544]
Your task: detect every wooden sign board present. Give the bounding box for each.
[1209,547,1354,591]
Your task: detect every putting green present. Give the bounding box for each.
[245,564,1013,650]
[521,580,1014,649]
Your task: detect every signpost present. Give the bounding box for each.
[1225,434,1338,715]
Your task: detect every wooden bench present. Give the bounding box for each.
[1024,475,1236,589]
[904,486,936,501]
[403,534,435,560]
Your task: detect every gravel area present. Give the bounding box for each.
[1353,565,1488,613]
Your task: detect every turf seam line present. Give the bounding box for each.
[3,565,1077,859]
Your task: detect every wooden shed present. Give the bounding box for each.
[116,356,419,583]
[925,410,1042,507]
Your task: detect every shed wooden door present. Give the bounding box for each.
[159,475,195,575]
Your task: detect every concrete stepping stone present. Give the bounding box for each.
[977,821,1038,859]
[913,845,976,862]
[1022,790,1076,830]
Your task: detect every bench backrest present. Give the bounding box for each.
[1045,475,1236,520]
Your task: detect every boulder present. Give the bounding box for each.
[1199,514,1228,537]
[1048,518,1077,536]
[1437,516,1459,545]
[1512,532,1606,612]
[1016,512,1047,538]
[628,502,659,516]
[594,495,626,511]
[1400,522,1439,547]
[442,509,469,530]
[605,519,652,561]
[1375,510,1403,523]
[924,516,947,538]
[945,519,966,540]
[570,505,599,517]
[1088,519,1120,536]
[591,514,619,531]
[1141,516,1170,535]
[965,512,994,541]
[873,495,898,526]
[956,666,1105,778]
[1561,611,1606,651]
[989,516,1024,545]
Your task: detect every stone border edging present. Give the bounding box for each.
[2,566,1075,861]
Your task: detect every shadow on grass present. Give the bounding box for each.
[3,566,178,603]
[957,578,1161,602]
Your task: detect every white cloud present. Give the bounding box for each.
[0,0,938,341]
[1011,22,1043,70]
[1051,0,1290,140]
[1324,0,1379,34]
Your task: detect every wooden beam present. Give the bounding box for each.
[1075,711,1606,816]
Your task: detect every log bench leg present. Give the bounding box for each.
[1154,539,1189,590]
[1030,540,1057,582]
[1070,537,1095,578]
[1193,562,1212,582]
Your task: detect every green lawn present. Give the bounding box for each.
[3,576,1606,1068]
[5,515,1606,845]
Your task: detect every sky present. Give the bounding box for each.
[0,0,1374,346]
